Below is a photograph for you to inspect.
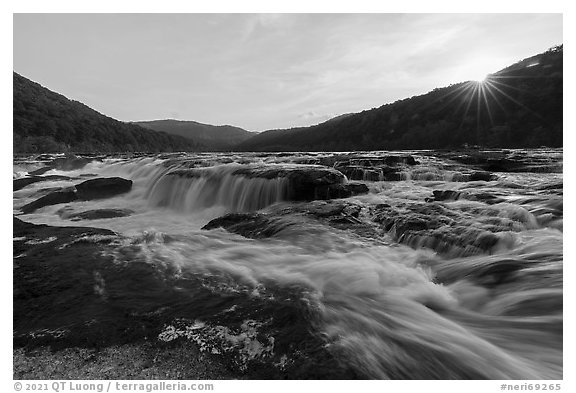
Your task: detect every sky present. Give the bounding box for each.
[13,13,562,132]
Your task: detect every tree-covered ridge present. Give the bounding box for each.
[135,119,254,151]
[237,45,562,151]
[13,73,201,153]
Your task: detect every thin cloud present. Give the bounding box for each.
[14,14,562,132]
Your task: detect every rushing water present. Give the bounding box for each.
[13,149,563,379]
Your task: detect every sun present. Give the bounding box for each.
[460,57,500,83]
[470,72,489,83]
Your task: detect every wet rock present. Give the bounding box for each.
[333,154,418,167]
[14,177,45,191]
[20,177,132,214]
[320,182,369,199]
[63,209,135,221]
[14,216,360,379]
[14,175,72,191]
[205,200,379,240]
[382,155,418,166]
[427,190,505,204]
[333,154,418,182]
[169,165,366,201]
[536,182,563,191]
[232,165,347,201]
[372,202,519,257]
[202,213,293,239]
[468,171,496,182]
[297,201,347,218]
[28,167,53,176]
[20,190,78,214]
[471,193,506,205]
[434,150,563,173]
[338,165,406,182]
[344,182,369,195]
[75,177,132,200]
[381,172,405,181]
[35,154,57,161]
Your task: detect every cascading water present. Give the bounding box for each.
[145,164,289,213]
[13,149,563,379]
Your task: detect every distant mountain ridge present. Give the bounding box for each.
[13,73,201,153]
[237,45,563,151]
[134,119,253,151]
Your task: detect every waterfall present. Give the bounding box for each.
[145,164,289,213]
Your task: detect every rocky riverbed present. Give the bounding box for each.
[13,149,563,379]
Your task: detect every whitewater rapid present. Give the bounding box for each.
[13,150,563,379]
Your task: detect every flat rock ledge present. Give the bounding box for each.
[20,177,132,214]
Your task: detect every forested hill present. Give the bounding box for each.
[13,73,201,153]
[135,119,253,151]
[237,45,563,152]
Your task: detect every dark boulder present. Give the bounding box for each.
[342,182,369,196]
[305,182,369,200]
[20,190,78,214]
[202,213,293,239]
[14,177,44,191]
[468,171,496,182]
[66,209,135,221]
[383,155,418,166]
[381,171,405,181]
[75,177,133,200]
[282,170,368,201]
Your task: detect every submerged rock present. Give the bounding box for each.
[20,190,78,214]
